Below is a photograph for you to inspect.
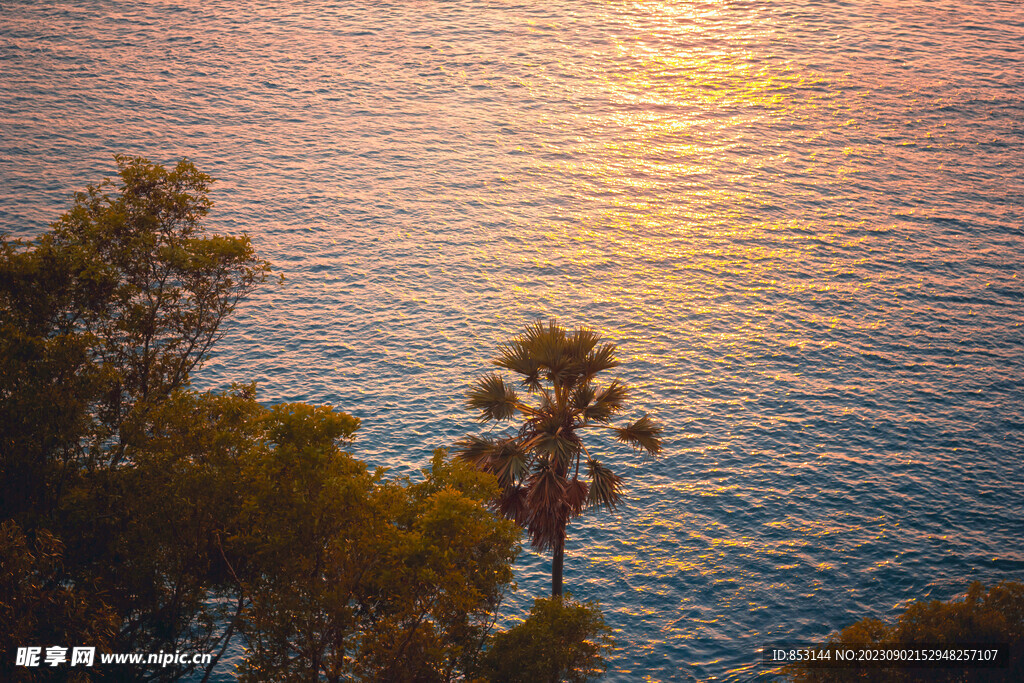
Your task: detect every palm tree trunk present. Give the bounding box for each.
[551,538,564,596]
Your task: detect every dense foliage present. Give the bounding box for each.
[785,581,1024,682]
[456,321,662,595]
[480,596,613,683]
[0,159,610,681]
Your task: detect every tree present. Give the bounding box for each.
[0,154,271,521]
[785,581,1024,682]
[0,521,119,683]
[228,415,522,682]
[0,156,271,680]
[455,320,662,596]
[58,382,522,682]
[479,595,613,683]
[97,385,267,679]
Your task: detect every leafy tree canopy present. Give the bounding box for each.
[0,155,271,521]
[480,596,614,683]
[786,581,1024,682]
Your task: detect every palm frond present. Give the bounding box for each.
[571,381,596,414]
[566,327,600,362]
[525,465,570,551]
[613,413,663,455]
[453,434,499,469]
[522,320,571,383]
[466,373,519,421]
[580,342,619,379]
[586,458,623,510]
[496,485,530,526]
[530,412,578,471]
[491,440,530,488]
[525,465,567,518]
[494,340,542,388]
[583,379,628,423]
[526,512,567,552]
[539,433,578,473]
[565,478,589,516]
[520,319,567,352]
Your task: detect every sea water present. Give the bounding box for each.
[2,1,1022,679]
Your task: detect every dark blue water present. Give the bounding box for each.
[2,1,1023,679]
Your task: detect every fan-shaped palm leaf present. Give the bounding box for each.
[530,412,577,471]
[495,340,542,389]
[580,342,619,379]
[565,478,589,516]
[566,327,601,365]
[496,485,530,526]
[466,373,519,421]
[583,379,628,423]
[571,381,596,414]
[522,320,573,383]
[490,441,530,488]
[453,434,498,469]
[612,413,663,455]
[586,459,623,510]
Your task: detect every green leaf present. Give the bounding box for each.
[480,596,614,683]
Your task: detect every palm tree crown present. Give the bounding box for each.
[456,320,662,595]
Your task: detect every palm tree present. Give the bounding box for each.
[455,320,662,596]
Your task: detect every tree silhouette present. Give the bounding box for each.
[456,320,662,596]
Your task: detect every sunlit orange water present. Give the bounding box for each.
[2,1,1023,679]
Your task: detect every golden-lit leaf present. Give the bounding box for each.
[519,320,571,383]
[583,380,628,423]
[613,414,663,455]
[580,342,619,379]
[566,327,600,361]
[495,340,542,389]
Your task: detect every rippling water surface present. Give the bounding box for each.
[3,1,1023,679]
